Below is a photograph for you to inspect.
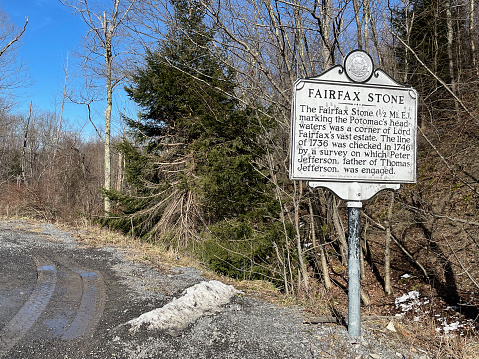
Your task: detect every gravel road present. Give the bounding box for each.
[0,219,429,359]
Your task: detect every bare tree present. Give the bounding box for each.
[0,15,27,58]
[0,8,29,106]
[445,0,459,115]
[21,102,32,185]
[469,0,477,74]
[352,0,363,50]
[59,0,136,213]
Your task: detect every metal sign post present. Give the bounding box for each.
[289,50,418,337]
[347,200,362,337]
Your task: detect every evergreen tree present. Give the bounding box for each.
[106,0,281,278]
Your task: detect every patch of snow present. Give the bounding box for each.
[395,290,421,313]
[445,306,458,311]
[436,318,464,335]
[395,290,419,304]
[127,280,241,333]
[435,317,476,336]
[401,273,412,279]
[443,321,461,334]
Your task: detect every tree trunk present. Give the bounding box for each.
[308,197,332,290]
[104,17,113,214]
[294,181,309,294]
[352,0,363,50]
[470,0,477,75]
[268,152,292,295]
[21,102,32,185]
[292,0,309,77]
[445,0,459,115]
[433,3,439,91]
[363,0,370,53]
[332,197,348,266]
[403,4,414,84]
[384,191,395,295]
[320,0,332,69]
[368,4,382,67]
[116,151,123,191]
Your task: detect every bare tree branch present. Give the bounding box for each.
[0,17,28,58]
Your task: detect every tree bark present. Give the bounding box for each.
[470,0,477,75]
[104,14,113,213]
[332,197,348,266]
[445,0,459,115]
[352,0,363,50]
[384,191,395,295]
[308,197,332,290]
[294,181,309,294]
[320,0,332,69]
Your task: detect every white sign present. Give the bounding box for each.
[290,62,417,184]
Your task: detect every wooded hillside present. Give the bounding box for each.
[0,0,478,353]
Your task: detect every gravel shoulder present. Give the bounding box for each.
[0,219,430,358]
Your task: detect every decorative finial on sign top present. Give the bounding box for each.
[344,50,374,83]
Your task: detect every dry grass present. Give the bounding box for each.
[62,220,285,297]
[394,317,479,359]
[67,221,202,271]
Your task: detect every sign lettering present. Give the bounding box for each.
[290,78,417,183]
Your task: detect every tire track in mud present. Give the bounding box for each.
[0,256,57,357]
[0,255,107,357]
[61,268,105,340]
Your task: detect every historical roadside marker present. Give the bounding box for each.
[290,50,417,337]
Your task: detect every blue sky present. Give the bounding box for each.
[1,0,128,139]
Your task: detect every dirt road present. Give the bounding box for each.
[0,219,428,358]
